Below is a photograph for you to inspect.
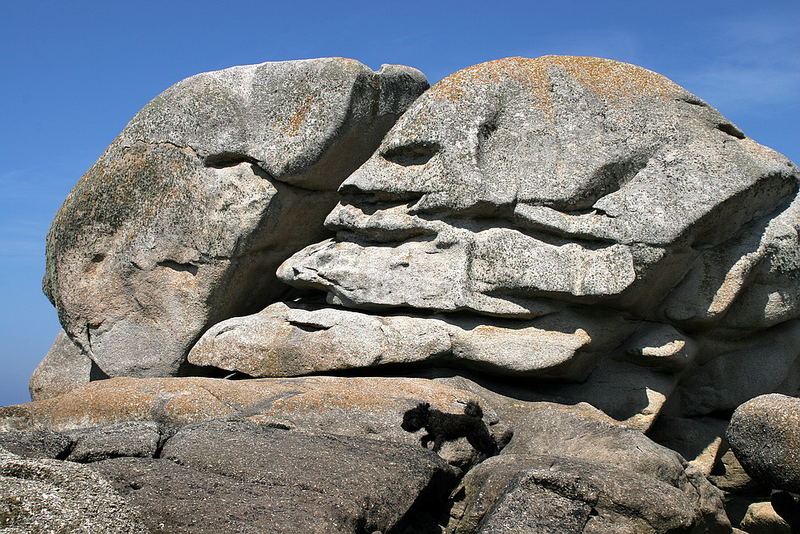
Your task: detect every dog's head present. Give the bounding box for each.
[401,402,430,432]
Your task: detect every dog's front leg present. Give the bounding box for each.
[420,434,433,448]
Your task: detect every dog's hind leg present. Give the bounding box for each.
[467,427,498,456]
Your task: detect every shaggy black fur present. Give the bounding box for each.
[401,400,498,456]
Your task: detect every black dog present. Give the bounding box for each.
[401,400,498,456]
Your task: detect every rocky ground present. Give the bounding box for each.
[3,55,799,533]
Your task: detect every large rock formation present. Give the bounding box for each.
[40,58,428,386]
[280,56,798,323]
[192,56,800,430]
[0,377,729,533]
[450,455,727,534]
[16,55,800,532]
[447,402,730,533]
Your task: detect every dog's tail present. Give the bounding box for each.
[464,400,483,418]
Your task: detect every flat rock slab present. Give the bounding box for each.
[0,375,507,467]
[0,447,147,533]
[449,454,729,534]
[726,393,800,493]
[94,420,457,533]
[0,429,73,459]
[65,421,164,463]
[188,301,631,381]
[0,376,486,431]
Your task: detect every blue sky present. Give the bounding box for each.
[1,1,798,406]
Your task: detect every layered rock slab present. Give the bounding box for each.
[189,301,687,431]
[40,58,429,385]
[0,429,73,459]
[1,376,486,433]
[65,421,163,463]
[258,55,800,432]
[0,375,510,467]
[280,56,800,326]
[93,420,457,533]
[188,301,632,380]
[447,404,729,533]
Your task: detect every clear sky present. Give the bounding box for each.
[1,1,798,406]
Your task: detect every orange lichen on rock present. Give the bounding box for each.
[544,55,685,102]
[287,94,316,136]
[0,376,480,432]
[429,57,552,108]
[429,56,685,111]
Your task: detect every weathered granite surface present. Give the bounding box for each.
[16,55,800,533]
[449,454,728,534]
[0,377,730,533]
[193,57,800,435]
[95,420,457,534]
[188,301,622,380]
[0,375,510,469]
[726,394,800,493]
[0,446,147,533]
[281,57,799,322]
[29,329,95,401]
[39,58,428,386]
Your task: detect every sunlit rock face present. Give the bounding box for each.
[281,56,798,321]
[40,58,428,383]
[193,56,800,425]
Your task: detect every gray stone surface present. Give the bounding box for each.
[434,391,731,532]
[499,403,691,487]
[448,454,729,534]
[708,447,762,493]
[66,421,163,462]
[189,300,629,381]
[0,430,73,459]
[0,446,147,533]
[0,375,510,470]
[726,394,800,493]
[41,58,428,379]
[94,420,457,533]
[280,56,799,324]
[29,329,95,401]
[677,321,800,416]
[266,56,800,429]
[648,414,730,474]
